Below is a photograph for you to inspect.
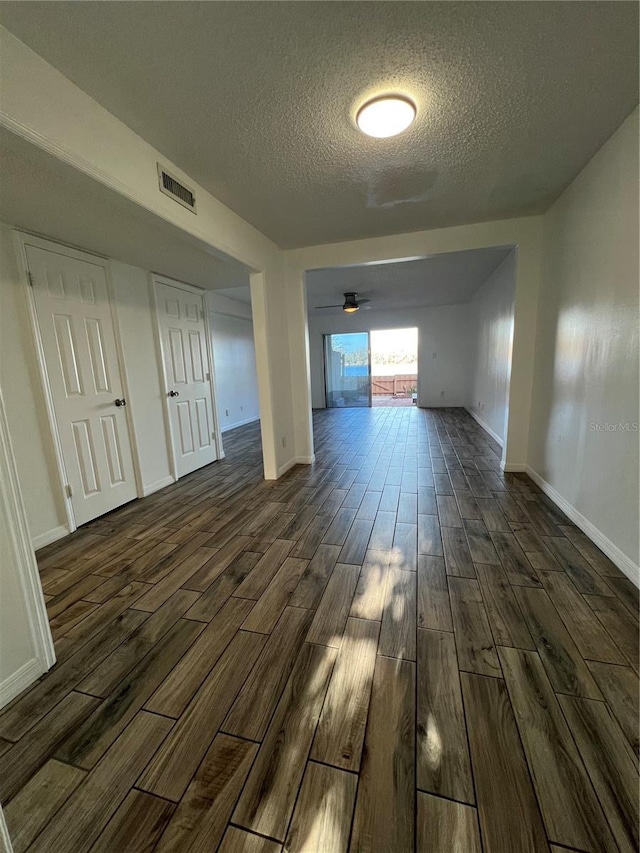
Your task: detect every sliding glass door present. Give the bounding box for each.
[324,332,371,407]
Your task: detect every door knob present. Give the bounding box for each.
[114,398,126,407]
[168,390,180,397]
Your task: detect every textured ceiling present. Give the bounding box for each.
[0,130,249,290]
[0,3,638,249]
[306,247,512,314]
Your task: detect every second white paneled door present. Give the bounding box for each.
[26,242,137,527]
[155,279,218,477]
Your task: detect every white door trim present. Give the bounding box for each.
[151,273,224,481]
[13,231,144,537]
[0,385,56,709]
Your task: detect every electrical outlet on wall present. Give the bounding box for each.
[225,409,229,416]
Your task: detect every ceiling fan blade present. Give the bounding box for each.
[315,303,343,309]
[357,298,371,305]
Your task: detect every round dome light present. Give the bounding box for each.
[356,95,416,138]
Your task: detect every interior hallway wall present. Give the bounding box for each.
[467,251,516,445]
[308,303,471,409]
[529,107,639,575]
[0,228,174,546]
[208,292,260,432]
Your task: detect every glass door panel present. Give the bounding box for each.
[324,332,371,408]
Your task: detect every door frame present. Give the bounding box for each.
[150,273,224,482]
[13,230,143,537]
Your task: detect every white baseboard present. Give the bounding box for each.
[465,408,504,447]
[502,462,527,473]
[526,465,639,587]
[32,524,69,551]
[0,804,13,853]
[0,656,46,710]
[295,455,315,465]
[142,475,176,497]
[276,457,298,478]
[221,415,260,433]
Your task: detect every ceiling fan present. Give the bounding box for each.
[315,292,371,313]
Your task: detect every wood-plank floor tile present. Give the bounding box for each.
[223,606,314,741]
[234,539,294,599]
[436,494,463,528]
[146,597,253,717]
[463,519,500,564]
[4,759,85,852]
[0,690,99,802]
[499,646,618,852]
[91,790,175,853]
[585,594,639,673]
[586,660,639,759]
[155,734,257,853]
[475,563,535,650]
[27,711,172,853]
[321,507,358,546]
[461,672,548,853]
[139,630,266,801]
[350,655,415,853]
[417,514,443,556]
[56,618,204,769]
[392,521,417,571]
[448,577,501,677]
[514,586,603,699]
[232,642,337,841]
[242,556,309,633]
[349,549,390,621]
[417,793,481,853]
[284,761,357,853]
[219,827,282,853]
[536,568,625,663]
[417,555,452,632]
[491,531,541,587]
[306,563,360,647]
[369,510,396,551]
[311,616,379,771]
[339,518,375,565]
[289,543,341,609]
[442,526,476,578]
[378,567,417,660]
[544,536,614,595]
[416,629,474,803]
[77,588,199,697]
[558,694,639,853]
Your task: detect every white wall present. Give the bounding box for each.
[308,303,471,409]
[467,251,516,445]
[529,108,639,576]
[0,26,294,480]
[0,230,176,545]
[208,293,260,432]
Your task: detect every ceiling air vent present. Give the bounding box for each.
[157,164,197,213]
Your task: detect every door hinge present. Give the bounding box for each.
[65,484,73,499]
[206,372,211,381]
[27,271,34,287]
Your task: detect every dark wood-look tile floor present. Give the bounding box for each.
[1,408,638,852]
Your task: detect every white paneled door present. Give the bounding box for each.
[26,244,137,527]
[155,280,218,477]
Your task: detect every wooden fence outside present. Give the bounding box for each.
[371,374,417,396]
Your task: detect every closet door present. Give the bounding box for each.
[27,244,137,526]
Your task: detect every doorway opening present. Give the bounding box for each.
[371,328,418,407]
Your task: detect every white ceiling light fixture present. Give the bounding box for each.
[356,95,417,138]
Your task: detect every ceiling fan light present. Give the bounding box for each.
[343,304,359,313]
